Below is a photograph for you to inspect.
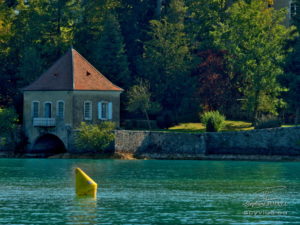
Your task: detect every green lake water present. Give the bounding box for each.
[0,159,299,225]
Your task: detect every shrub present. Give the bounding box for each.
[254,116,282,129]
[200,111,225,132]
[75,121,116,152]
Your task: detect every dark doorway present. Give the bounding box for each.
[31,134,66,156]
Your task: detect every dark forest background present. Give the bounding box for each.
[1,0,300,126]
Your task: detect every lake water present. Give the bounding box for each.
[0,159,299,225]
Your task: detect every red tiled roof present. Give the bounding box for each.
[23,49,123,91]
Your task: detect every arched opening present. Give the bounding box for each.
[31,134,66,156]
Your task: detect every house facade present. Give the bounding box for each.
[23,48,123,155]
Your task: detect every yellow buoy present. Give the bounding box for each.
[75,167,98,198]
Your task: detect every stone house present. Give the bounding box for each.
[22,48,123,155]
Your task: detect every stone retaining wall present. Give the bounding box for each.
[115,127,300,158]
[115,131,206,159]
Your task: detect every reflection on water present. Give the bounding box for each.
[0,159,299,224]
[67,197,97,225]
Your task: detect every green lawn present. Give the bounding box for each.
[167,121,300,133]
[281,124,298,128]
[126,121,299,133]
[167,120,253,133]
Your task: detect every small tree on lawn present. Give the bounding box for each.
[127,80,161,129]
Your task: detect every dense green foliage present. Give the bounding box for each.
[200,111,225,132]
[0,0,298,125]
[141,0,194,121]
[284,0,300,124]
[212,0,294,120]
[0,107,18,146]
[75,121,116,152]
[90,13,131,88]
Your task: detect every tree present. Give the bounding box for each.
[141,0,194,120]
[91,13,130,88]
[17,46,44,87]
[13,0,81,58]
[185,0,233,50]
[74,0,120,56]
[284,0,300,124]
[0,107,18,147]
[0,0,15,107]
[117,0,156,77]
[194,50,232,112]
[127,80,161,129]
[212,0,295,120]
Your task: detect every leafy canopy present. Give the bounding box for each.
[212,0,295,118]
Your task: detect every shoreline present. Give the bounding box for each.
[1,151,300,162]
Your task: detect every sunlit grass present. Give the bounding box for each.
[129,121,299,133]
[168,120,253,133]
[281,124,299,128]
[222,120,253,131]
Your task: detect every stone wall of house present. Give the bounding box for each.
[115,127,300,158]
[72,90,121,128]
[23,90,121,153]
[23,90,73,150]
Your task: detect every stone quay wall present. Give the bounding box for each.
[115,127,300,159]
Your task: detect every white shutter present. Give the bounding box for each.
[98,102,102,119]
[108,102,113,120]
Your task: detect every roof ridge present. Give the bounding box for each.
[72,49,124,91]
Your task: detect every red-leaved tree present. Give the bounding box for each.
[194,50,233,112]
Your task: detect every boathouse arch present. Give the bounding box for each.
[31,133,67,155]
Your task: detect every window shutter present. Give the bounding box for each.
[108,102,113,120]
[98,102,102,119]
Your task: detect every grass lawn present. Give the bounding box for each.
[126,121,299,133]
[167,120,253,133]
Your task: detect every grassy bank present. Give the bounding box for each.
[122,120,299,133]
[167,120,253,133]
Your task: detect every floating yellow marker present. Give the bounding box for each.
[75,168,98,198]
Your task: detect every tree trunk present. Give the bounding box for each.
[144,110,152,130]
[252,90,260,123]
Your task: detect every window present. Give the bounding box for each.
[102,102,108,119]
[32,101,39,118]
[98,101,112,120]
[44,102,52,118]
[57,101,64,119]
[84,101,92,120]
